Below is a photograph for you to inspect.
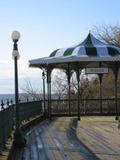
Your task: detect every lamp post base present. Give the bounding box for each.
[115,116,119,120]
[13,128,26,148]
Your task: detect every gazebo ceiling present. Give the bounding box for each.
[29,33,120,69]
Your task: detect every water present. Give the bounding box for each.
[0,94,14,110]
[0,93,43,110]
[0,94,15,102]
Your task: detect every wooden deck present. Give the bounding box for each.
[11,117,120,160]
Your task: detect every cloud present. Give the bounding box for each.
[0,60,13,78]
[0,78,14,93]
[0,59,43,93]
[0,59,42,78]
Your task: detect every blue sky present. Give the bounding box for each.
[0,0,120,93]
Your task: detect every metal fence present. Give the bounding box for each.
[50,98,120,115]
[19,101,43,122]
[0,106,14,151]
[0,100,43,151]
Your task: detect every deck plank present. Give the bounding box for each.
[10,117,120,160]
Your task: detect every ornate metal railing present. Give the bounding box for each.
[19,101,43,122]
[0,106,14,151]
[0,100,43,151]
[50,98,120,115]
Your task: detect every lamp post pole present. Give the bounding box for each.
[11,31,26,147]
[14,56,19,128]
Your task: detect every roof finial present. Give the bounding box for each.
[89,30,91,34]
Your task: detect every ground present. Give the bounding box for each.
[10,116,120,160]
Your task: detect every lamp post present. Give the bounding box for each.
[42,71,46,117]
[12,31,26,147]
[12,31,20,128]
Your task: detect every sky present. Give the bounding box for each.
[0,0,120,94]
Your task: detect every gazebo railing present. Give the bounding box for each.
[50,98,119,115]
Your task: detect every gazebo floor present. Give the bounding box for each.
[11,116,120,160]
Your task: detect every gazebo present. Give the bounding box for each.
[29,33,120,120]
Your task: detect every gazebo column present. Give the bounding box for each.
[42,71,46,117]
[47,68,52,120]
[76,68,81,121]
[112,65,119,120]
[98,74,103,114]
[66,64,71,116]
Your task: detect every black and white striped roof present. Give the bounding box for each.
[49,33,120,58]
[29,33,120,67]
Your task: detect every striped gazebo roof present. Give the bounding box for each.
[49,33,120,58]
[29,33,120,68]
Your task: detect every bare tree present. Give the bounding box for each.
[94,24,120,98]
[94,24,120,47]
[52,70,68,99]
[21,79,42,101]
[52,70,98,99]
